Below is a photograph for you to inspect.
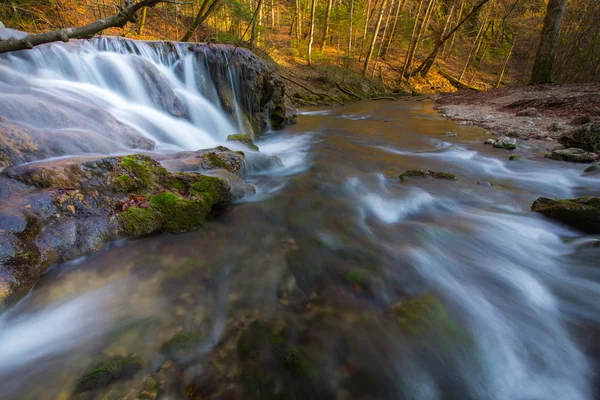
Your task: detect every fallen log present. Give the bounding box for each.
[439,70,482,91]
[0,0,173,54]
[281,75,346,106]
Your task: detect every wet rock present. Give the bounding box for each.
[73,354,142,394]
[157,147,245,175]
[227,134,259,151]
[558,122,600,152]
[0,152,251,306]
[493,136,517,150]
[0,101,155,169]
[399,170,457,181]
[484,138,496,145]
[443,132,457,138]
[548,122,563,132]
[584,164,600,176]
[477,181,493,187]
[508,130,523,138]
[509,155,521,161]
[516,108,542,117]
[545,148,597,163]
[569,115,592,126]
[532,196,600,233]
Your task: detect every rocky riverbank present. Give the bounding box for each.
[0,145,267,307]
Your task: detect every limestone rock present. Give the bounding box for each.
[545,148,597,163]
[532,196,600,233]
[558,122,600,152]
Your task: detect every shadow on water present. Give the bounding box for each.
[2,100,600,399]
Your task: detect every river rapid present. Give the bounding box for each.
[1,37,600,400]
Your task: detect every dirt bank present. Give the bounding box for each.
[435,83,600,139]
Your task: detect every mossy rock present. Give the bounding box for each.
[227,134,259,151]
[532,196,600,233]
[392,294,461,338]
[118,205,159,237]
[149,191,211,233]
[509,155,521,161]
[343,268,372,289]
[74,355,142,394]
[399,170,457,181]
[283,348,317,378]
[111,154,168,193]
[161,330,205,354]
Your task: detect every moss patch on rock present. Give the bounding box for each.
[149,191,211,233]
[532,196,600,233]
[161,330,205,354]
[399,170,457,181]
[74,355,142,394]
[118,206,158,237]
[227,134,259,151]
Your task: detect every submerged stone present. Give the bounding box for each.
[532,196,600,233]
[493,136,517,150]
[74,355,142,394]
[227,134,259,151]
[399,170,457,181]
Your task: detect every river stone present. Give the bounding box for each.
[584,164,600,176]
[156,147,245,175]
[516,108,542,117]
[545,148,597,163]
[569,115,592,126]
[558,122,600,152]
[484,139,496,145]
[227,134,259,151]
[0,152,252,307]
[493,136,517,150]
[399,170,457,181]
[531,196,600,234]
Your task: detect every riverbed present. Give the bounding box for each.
[1,98,600,399]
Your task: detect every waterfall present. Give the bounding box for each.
[0,36,263,163]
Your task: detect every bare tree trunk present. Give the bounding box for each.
[411,0,490,77]
[530,0,568,84]
[458,3,490,81]
[407,0,437,79]
[348,0,354,56]
[370,0,394,81]
[443,0,464,58]
[362,0,388,77]
[296,0,302,41]
[137,6,148,35]
[320,0,334,50]
[381,0,404,59]
[0,0,172,54]
[181,0,222,42]
[495,35,515,87]
[308,0,317,66]
[400,0,425,79]
[363,0,373,41]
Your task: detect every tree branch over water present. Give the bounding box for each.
[0,0,173,54]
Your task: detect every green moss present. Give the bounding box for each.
[284,349,316,378]
[205,152,229,169]
[118,206,158,237]
[227,134,259,151]
[189,175,224,205]
[113,174,136,193]
[150,192,211,233]
[343,268,371,288]
[399,170,457,181]
[161,331,204,353]
[531,196,600,233]
[509,155,521,161]
[117,154,167,190]
[74,355,142,394]
[393,295,461,338]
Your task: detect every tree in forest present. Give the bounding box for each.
[529,0,568,84]
[307,0,317,65]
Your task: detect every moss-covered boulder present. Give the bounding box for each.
[532,196,600,233]
[0,151,253,307]
[227,134,259,151]
[74,355,142,394]
[545,148,597,163]
[558,122,600,152]
[399,170,457,181]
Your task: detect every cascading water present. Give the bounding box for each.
[0,38,599,400]
[0,35,258,157]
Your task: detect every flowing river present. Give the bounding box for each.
[1,36,600,400]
